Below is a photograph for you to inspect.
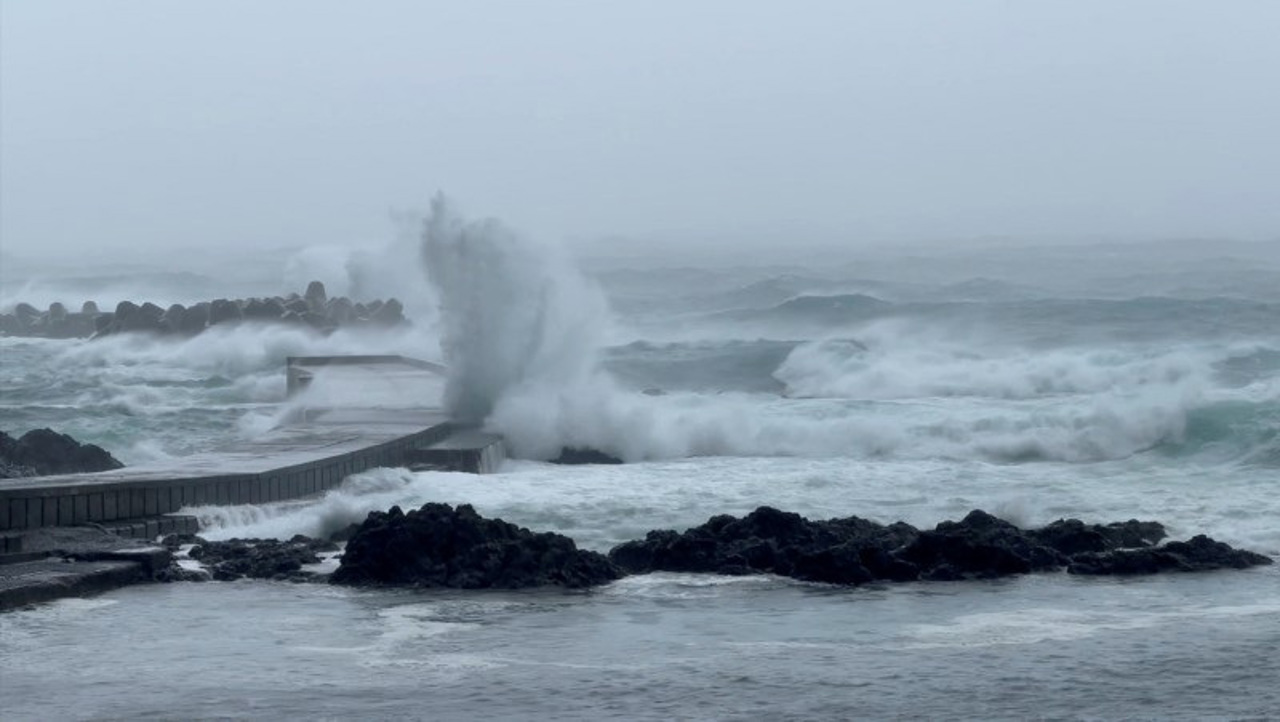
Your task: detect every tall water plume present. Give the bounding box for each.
[421,195,610,426]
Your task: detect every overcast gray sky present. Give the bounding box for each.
[2,0,1278,262]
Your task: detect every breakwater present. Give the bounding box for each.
[0,408,459,534]
[0,280,405,339]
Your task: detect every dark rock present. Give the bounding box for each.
[14,302,40,328]
[0,428,124,477]
[161,304,188,334]
[160,533,207,550]
[262,297,286,319]
[612,508,1269,585]
[1101,519,1167,548]
[283,297,310,316]
[1028,518,1166,556]
[154,565,211,583]
[111,300,164,334]
[93,313,115,334]
[331,503,621,589]
[187,536,335,582]
[1,313,22,336]
[608,506,920,584]
[1068,535,1273,575]
[39,303,63,338]
[207,298,242,326]
[304,281,327,310]
[103,300,134,335]
[64,313,97,338]
[326,296,354,325]
[895,510,1066,579]
[327,522,363,543]
[1,429,38,478]
[8,285,411,340]
[551,447,624,465]
[180,302,210,334]
[370,298,404,325]
[242,297,281,321]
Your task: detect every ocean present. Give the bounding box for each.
[2,214,1278,720]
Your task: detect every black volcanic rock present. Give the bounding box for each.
[0,428,124,478]
[188,535,336,582]
[895,509,1066,580]
[608,506,920,583]
[551,447,624,465]
[331,503,621,589]
[610,507,1270,586]
[1068,535,1273,575]
[1027,518,1166,556]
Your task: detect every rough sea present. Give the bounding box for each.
[2,218,1278,720]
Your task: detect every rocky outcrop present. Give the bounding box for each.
[135,507,1270,591]
[0,429,124,478]
[608,507,1270,585]
[1067,535,1273,575]
[330,503,622,589]
[0,281,408,339]
[186,535,337,582]
[1026,517,1167,555]
[550,447,625,465]
[609,506,918,583]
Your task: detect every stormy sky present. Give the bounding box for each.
[2,0,1278,262]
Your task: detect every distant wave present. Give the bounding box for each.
[603,339,799,394]
[707,294,1280,342]
[413,204,1280,466]
[773,332,1219,401]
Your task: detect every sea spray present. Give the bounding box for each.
[279,212,439,326]
[416,201,1251,464]
[421,195,610,426]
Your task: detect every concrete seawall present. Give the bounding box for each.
[0,354,511,609]
[0,409,459,533]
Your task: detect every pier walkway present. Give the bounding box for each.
[0,355,505,539]
[1,355,506,609]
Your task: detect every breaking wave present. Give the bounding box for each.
[418,203,1279,466]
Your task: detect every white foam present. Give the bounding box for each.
[422,195,609,424]
[417,204,1241,465]
[187,467,468,541]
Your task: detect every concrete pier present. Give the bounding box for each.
[0,408,457,533]
[0,354,509,608]
[1,355,505,535]
[406,429,507,474]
